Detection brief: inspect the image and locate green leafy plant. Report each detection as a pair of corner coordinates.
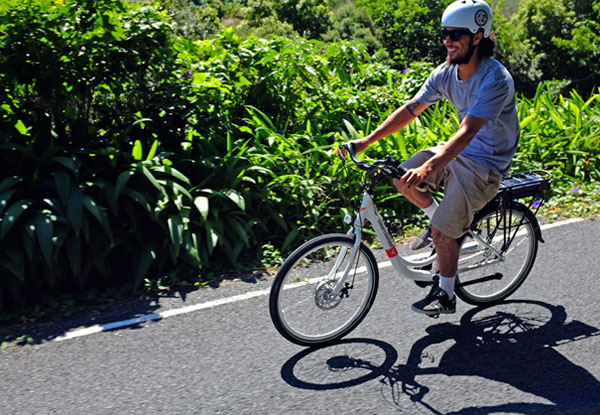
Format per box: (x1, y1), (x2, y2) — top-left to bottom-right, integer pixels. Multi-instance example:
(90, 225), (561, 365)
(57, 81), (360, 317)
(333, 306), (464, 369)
(0, 0), (598, 315)
(0, 0), (207, 311)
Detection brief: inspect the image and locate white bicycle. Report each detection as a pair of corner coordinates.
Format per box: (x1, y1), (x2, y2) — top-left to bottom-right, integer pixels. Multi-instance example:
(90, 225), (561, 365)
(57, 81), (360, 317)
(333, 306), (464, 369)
(269, 143), (552, 347)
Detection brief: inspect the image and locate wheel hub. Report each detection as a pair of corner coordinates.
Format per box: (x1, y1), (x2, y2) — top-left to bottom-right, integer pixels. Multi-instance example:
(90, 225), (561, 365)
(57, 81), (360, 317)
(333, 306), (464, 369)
(314, 280), (343, 310)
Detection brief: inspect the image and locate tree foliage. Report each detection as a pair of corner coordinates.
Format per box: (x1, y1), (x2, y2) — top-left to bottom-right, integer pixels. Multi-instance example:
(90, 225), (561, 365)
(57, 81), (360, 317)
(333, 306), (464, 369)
(356, 0), (451, 68)
(167, 0), (600, 97)
(322, 2), (386, 59)
(495, 0), (600, 96)
(161, 0), (222, 40)
(243, 0), (332, 39)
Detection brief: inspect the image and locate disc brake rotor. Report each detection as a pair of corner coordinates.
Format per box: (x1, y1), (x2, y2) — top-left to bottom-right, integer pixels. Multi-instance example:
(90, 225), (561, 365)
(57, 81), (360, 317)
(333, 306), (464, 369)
(314, 280), (343, 310)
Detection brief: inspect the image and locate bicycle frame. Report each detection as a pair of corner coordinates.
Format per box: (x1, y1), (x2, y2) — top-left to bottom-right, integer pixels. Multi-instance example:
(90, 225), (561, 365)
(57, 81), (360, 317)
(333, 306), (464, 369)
(327, 190), (506, 299)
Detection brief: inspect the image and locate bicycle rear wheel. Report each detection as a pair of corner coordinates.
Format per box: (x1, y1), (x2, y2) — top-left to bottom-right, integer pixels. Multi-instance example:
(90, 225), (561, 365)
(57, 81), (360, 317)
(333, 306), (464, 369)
(455, 202), (538, 306)
(269, 234), (379, 347)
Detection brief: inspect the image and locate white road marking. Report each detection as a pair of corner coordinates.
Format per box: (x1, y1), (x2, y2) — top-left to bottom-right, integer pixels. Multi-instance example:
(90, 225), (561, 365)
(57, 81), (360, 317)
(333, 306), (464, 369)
(53, 218), (584, 342)
(54, 289), (271, 341)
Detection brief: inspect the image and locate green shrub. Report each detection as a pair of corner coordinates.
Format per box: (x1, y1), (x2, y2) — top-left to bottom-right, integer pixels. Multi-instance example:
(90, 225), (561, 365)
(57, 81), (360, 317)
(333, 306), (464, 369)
(514, 84), (600, 183)
(0, 0), (203, 310)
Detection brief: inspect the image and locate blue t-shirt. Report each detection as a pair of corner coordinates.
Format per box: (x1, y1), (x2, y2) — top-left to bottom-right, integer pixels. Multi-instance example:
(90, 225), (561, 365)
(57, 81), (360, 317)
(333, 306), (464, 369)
(413, 57), (520, 176)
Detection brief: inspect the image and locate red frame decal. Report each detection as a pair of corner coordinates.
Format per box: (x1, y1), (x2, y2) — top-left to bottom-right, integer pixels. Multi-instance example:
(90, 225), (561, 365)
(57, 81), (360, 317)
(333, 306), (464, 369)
(385, 246), (398, 258)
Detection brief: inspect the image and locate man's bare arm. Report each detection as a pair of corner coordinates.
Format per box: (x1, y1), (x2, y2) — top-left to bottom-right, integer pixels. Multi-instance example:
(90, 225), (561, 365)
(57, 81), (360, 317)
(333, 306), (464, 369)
(400, 114), (488, 188)
(423, 114), (488, 172)
(350, 99), (429, 153)
(406, 100), (421, 118)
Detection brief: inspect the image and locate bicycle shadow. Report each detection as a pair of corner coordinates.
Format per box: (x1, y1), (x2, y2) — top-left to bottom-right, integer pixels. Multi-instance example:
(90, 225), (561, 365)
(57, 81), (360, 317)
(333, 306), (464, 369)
(280, 300), (600, 414)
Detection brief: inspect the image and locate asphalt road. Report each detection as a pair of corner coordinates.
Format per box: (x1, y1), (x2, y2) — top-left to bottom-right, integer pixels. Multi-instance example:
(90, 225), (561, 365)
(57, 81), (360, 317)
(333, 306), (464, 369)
(1, 218), (599, 415)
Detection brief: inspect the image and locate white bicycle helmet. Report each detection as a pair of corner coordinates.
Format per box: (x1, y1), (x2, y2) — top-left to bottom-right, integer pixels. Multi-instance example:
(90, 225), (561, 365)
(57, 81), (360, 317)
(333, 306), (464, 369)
(442, 0), (493, 38)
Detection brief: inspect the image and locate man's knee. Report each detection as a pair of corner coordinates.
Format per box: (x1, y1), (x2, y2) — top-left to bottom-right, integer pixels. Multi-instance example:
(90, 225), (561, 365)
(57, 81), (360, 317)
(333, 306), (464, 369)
(393, 177), (429, 197)
(432, 226), (458, 247)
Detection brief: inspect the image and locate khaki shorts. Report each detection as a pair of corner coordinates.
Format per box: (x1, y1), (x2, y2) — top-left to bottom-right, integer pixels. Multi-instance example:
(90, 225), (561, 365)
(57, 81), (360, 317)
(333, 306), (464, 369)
(401, 145), (501, 239)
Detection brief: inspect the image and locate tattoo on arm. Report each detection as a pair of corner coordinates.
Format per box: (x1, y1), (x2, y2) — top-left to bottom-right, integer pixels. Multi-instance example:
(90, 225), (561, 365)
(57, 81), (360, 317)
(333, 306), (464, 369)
(406, 101), (419, 118)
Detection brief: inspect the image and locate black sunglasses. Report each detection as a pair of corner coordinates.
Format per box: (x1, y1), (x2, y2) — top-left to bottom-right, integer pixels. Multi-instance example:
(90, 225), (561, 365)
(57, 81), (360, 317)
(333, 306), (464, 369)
(441, 29), (472, 42)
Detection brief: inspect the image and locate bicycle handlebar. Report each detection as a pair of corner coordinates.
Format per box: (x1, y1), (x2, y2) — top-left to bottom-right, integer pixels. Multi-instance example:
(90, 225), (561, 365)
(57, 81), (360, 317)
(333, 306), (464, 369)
(339, 143), (429, 190)
(340, 143), (405, 177)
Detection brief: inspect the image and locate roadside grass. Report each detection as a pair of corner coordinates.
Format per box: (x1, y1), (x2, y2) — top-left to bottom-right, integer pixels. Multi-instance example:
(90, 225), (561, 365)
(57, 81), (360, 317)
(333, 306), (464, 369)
(542, 181), (600, 221)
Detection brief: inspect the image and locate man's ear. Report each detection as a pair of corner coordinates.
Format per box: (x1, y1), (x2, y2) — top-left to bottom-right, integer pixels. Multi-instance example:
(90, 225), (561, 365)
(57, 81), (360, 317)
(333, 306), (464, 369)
(473, 32), (483, 46)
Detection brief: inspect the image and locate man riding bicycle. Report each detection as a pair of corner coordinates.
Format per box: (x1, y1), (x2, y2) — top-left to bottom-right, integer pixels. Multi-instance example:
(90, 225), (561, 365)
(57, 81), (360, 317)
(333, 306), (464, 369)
(346, 0), (520, 316)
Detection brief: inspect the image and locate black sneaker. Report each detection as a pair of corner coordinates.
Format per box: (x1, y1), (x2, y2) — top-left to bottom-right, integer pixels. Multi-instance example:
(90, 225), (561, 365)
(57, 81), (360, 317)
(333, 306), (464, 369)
(410, 225), (433, 250)
(411, 286), (456, 316)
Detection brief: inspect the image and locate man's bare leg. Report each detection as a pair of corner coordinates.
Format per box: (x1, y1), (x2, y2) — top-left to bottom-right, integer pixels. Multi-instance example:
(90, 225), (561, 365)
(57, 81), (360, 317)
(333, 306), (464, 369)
(410, 225), (458, 314)
(432, 227), (458, 277)
(395, 177), (458, 295)
(393, 178), (439, 250)
(397, 181), (457, 313)
(393, 178), (433, 209)
(432, 226), (458, 299)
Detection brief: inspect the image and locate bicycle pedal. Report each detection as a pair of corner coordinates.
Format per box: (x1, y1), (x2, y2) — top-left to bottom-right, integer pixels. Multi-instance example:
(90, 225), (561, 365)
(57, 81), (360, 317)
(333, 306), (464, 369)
(427, 313), (440, 319)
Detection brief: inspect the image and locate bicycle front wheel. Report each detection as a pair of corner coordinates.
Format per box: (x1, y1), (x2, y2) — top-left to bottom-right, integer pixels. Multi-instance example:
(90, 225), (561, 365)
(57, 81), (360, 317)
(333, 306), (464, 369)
(455, 202), (538, 306)
(269, 234), (379, 347)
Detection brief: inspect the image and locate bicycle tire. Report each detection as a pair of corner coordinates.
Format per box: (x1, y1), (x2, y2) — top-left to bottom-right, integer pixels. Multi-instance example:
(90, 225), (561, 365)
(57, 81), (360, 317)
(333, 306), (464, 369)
(269, 233), (379, 347)
(455, 202), (538, 306)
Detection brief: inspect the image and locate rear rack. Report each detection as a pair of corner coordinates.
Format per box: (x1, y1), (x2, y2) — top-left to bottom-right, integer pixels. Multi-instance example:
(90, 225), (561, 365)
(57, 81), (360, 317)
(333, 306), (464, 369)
(480, 170), (553, 247)
(497, 170), (552, 201)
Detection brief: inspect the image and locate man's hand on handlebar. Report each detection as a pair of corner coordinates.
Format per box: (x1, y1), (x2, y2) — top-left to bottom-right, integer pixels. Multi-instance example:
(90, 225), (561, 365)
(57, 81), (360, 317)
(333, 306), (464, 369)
(336, 138), (370, 156)
(337, 141), (430, 191)
(347, 138), (370, 155)
(399, 165), (429, 189)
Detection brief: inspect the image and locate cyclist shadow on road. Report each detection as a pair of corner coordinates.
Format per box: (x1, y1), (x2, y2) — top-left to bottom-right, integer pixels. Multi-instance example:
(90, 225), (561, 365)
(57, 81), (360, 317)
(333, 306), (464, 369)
(281, 300), (600, 415)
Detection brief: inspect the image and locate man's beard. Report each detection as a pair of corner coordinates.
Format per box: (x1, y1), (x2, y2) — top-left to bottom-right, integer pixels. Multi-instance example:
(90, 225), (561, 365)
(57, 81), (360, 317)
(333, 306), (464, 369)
(448, 37), (477, 65)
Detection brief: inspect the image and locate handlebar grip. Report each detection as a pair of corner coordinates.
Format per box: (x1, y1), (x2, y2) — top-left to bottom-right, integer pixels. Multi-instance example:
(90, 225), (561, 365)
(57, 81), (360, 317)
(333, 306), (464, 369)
(344, 142), (358, 161)
(390, 164), (428, 190)
(341, 143), (428, 190)
(342, 142), (372, 170)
